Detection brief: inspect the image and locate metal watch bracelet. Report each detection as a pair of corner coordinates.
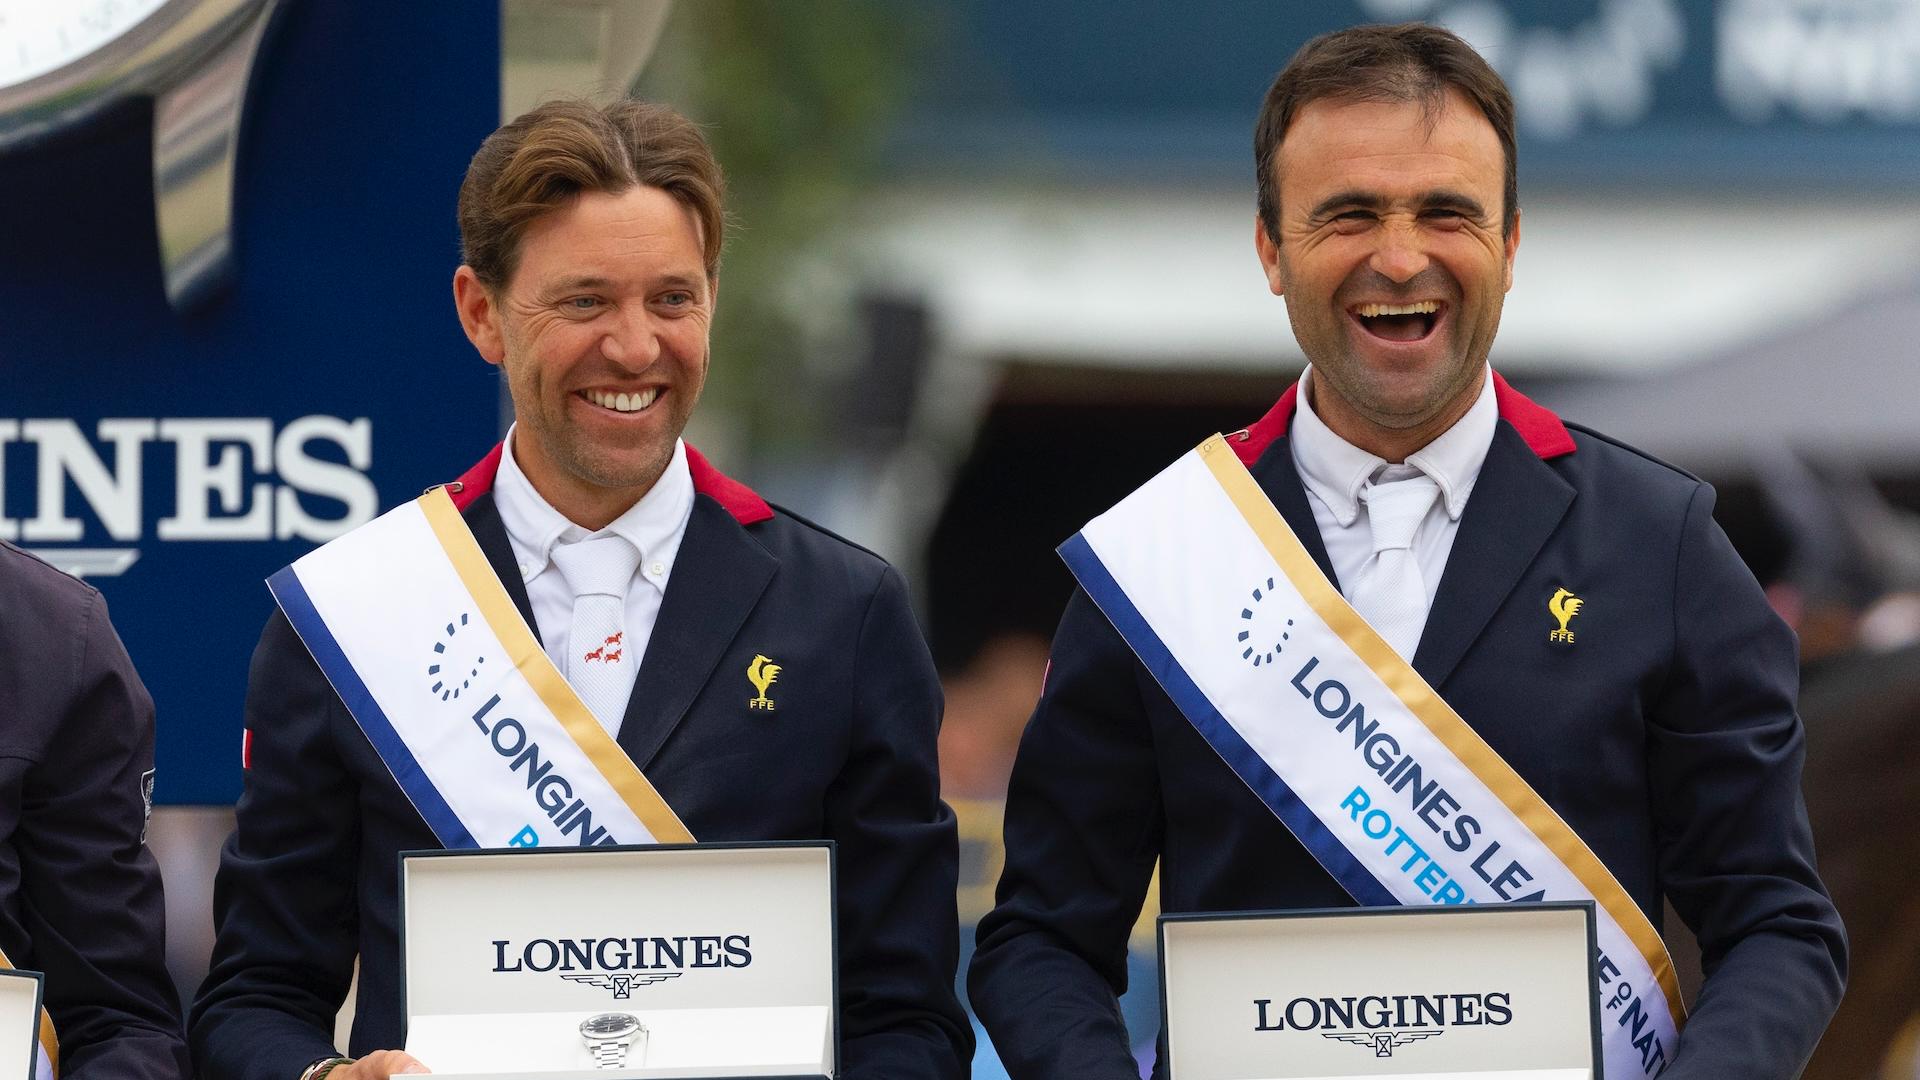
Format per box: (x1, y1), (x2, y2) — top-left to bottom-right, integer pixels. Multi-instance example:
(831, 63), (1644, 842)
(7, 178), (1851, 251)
(592, 1038), (630, 1068)
(298, 1056), (353, 1080)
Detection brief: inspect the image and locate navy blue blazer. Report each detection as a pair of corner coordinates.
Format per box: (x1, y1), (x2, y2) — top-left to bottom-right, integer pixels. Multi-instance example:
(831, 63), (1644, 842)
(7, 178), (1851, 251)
(969, 377), (1846, 1080)
(0, 541), (188, 1078)
(190, 446), (971, 1080)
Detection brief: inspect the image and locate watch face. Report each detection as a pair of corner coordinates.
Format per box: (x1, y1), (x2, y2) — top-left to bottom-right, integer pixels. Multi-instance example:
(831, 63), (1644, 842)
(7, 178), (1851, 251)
(0, 0), (172, 92)
(579, 1012), (642, 1040)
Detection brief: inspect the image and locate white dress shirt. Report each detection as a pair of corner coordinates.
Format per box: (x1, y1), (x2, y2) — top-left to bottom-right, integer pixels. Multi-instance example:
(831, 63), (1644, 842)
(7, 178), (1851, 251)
(1289, 366), (1498, 637)
(492, 426), (695, 705)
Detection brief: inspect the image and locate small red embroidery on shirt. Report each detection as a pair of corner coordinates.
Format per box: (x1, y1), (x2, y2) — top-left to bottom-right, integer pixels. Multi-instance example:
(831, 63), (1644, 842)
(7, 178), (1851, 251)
(584, 632), (625, 665)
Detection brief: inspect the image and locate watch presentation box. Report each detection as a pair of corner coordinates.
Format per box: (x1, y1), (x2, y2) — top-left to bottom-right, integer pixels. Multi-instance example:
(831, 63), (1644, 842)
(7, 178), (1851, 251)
(400, 842), (837, 1079)
(1159, 902), (1601, 1080)
(0, 969), (42, 1080)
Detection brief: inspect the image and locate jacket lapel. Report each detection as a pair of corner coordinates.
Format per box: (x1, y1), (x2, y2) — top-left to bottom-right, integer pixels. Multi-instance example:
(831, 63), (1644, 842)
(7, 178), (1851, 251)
(1248, 434), (1342, 592)
(616, 495), (778, 770)
(464, 492), (541, 642)
(1411, 421), (1575, 687)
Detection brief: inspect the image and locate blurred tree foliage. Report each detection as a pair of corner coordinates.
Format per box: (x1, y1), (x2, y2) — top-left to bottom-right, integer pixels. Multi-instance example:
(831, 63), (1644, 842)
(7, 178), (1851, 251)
(633, 1), (930, 461)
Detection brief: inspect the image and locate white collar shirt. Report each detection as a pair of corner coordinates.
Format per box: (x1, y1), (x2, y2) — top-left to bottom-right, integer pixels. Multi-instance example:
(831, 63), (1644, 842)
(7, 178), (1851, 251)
(492, 426), (695, 730)
(1288, 365), (1498, 634)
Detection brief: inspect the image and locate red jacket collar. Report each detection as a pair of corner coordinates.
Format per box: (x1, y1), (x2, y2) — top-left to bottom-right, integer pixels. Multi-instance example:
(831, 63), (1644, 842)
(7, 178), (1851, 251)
(1229, 371), (1576, 467)
(444, 442), (775, 526)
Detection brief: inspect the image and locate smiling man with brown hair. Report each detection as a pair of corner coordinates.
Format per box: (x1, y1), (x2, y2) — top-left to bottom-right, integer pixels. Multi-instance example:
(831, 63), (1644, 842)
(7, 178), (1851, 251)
(190, 99), (970, 1080)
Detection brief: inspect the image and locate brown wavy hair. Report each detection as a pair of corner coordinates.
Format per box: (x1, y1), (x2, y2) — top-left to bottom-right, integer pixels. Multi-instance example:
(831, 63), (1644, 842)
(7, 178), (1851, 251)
(458, 98), (727, 289)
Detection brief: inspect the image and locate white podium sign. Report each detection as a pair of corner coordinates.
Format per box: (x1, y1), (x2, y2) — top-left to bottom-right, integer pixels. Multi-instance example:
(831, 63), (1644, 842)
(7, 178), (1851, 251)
(401, 842), (837, 1079)
(0, 970), (39, 1080)
(1159, 903), (1602, 1080)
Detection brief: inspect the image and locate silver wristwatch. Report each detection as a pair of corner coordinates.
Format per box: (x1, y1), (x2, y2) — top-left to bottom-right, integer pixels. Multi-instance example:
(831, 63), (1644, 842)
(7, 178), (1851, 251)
(579, 1011), (647, 1070)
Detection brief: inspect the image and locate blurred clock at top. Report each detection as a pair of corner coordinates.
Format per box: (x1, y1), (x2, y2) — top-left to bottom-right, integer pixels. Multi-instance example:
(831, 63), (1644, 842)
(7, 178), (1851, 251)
(0, 2), (170, 96)
(0, 0), (279, 309)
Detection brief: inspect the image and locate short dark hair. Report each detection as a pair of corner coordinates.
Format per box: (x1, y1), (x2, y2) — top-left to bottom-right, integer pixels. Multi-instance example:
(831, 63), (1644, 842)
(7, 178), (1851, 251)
(458, 98), (727, 289)
(1253, 23), (1517, 243)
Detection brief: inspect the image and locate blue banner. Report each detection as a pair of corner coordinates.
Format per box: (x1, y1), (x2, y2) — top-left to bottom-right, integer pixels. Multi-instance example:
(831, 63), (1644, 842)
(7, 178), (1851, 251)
(0, 0), (502, 804)
(917, 0), (1920, 185)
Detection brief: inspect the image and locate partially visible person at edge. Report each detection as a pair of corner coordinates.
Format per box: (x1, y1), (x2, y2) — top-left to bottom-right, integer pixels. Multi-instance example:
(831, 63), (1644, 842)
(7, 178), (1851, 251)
(0, 540), (190, 1078)
(968, 23), (1845, 1080)
(189, 98), (971, 1080)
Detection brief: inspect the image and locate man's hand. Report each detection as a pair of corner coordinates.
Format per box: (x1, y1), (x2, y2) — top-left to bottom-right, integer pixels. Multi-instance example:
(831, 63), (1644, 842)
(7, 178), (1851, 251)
(327, 1050), (429, 1077)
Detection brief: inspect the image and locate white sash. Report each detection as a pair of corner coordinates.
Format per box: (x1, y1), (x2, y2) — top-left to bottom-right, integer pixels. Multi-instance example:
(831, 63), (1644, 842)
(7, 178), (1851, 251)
(1063, 436), (1685, 1078)
(269, 487), (692, 850)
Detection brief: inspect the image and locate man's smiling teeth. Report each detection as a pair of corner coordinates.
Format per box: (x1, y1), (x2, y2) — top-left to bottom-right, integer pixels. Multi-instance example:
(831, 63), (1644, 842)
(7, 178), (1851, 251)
(584, 388), (659, 413)
(1354, 301), (1440, 318)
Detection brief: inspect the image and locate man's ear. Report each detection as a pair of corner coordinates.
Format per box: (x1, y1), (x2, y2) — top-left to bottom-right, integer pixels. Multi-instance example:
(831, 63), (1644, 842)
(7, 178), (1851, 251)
(453, 265), (506, 365)
(1253, 216), (1287, 297)
(1503, 208), (1522, 293)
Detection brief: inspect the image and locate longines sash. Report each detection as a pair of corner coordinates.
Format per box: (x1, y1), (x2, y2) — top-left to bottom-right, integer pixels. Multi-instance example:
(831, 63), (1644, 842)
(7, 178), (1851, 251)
(0, 948), (54, 1080)
(268, 487), (693, 850)
(1062, 435), (1684, 1079)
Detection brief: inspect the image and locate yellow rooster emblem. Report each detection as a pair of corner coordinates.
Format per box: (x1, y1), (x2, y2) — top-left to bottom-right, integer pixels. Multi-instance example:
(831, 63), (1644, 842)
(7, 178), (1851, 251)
(1548, 588), (1584, 644)
(747, 654), (781, 711)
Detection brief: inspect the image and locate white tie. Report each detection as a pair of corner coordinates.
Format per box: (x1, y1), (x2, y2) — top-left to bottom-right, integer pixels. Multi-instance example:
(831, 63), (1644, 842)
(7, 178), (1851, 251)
(549, 534), (642, 735)
(1348, 474), (1440, 662)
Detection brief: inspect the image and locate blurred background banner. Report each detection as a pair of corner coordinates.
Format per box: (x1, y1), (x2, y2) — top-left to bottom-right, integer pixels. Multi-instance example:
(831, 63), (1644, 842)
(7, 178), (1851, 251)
(908, 0), (1920, 183)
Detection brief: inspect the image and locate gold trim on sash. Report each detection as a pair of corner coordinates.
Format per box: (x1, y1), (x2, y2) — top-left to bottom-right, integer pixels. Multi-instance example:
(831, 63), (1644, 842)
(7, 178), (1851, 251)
(417, 488), (695, 845)
(1197, 434), (1687, 1022)
(37, 1011), (53, 1077)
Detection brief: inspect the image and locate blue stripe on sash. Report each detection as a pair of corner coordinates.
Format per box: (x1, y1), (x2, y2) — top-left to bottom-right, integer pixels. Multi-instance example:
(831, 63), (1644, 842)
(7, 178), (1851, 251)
(268, 566), (477, 850)
(1059, 532), (1396, 907)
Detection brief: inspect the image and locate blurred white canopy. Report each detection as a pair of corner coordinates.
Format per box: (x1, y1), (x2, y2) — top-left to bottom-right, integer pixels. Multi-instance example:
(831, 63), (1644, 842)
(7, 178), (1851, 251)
(860, 188), (1920, 380)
